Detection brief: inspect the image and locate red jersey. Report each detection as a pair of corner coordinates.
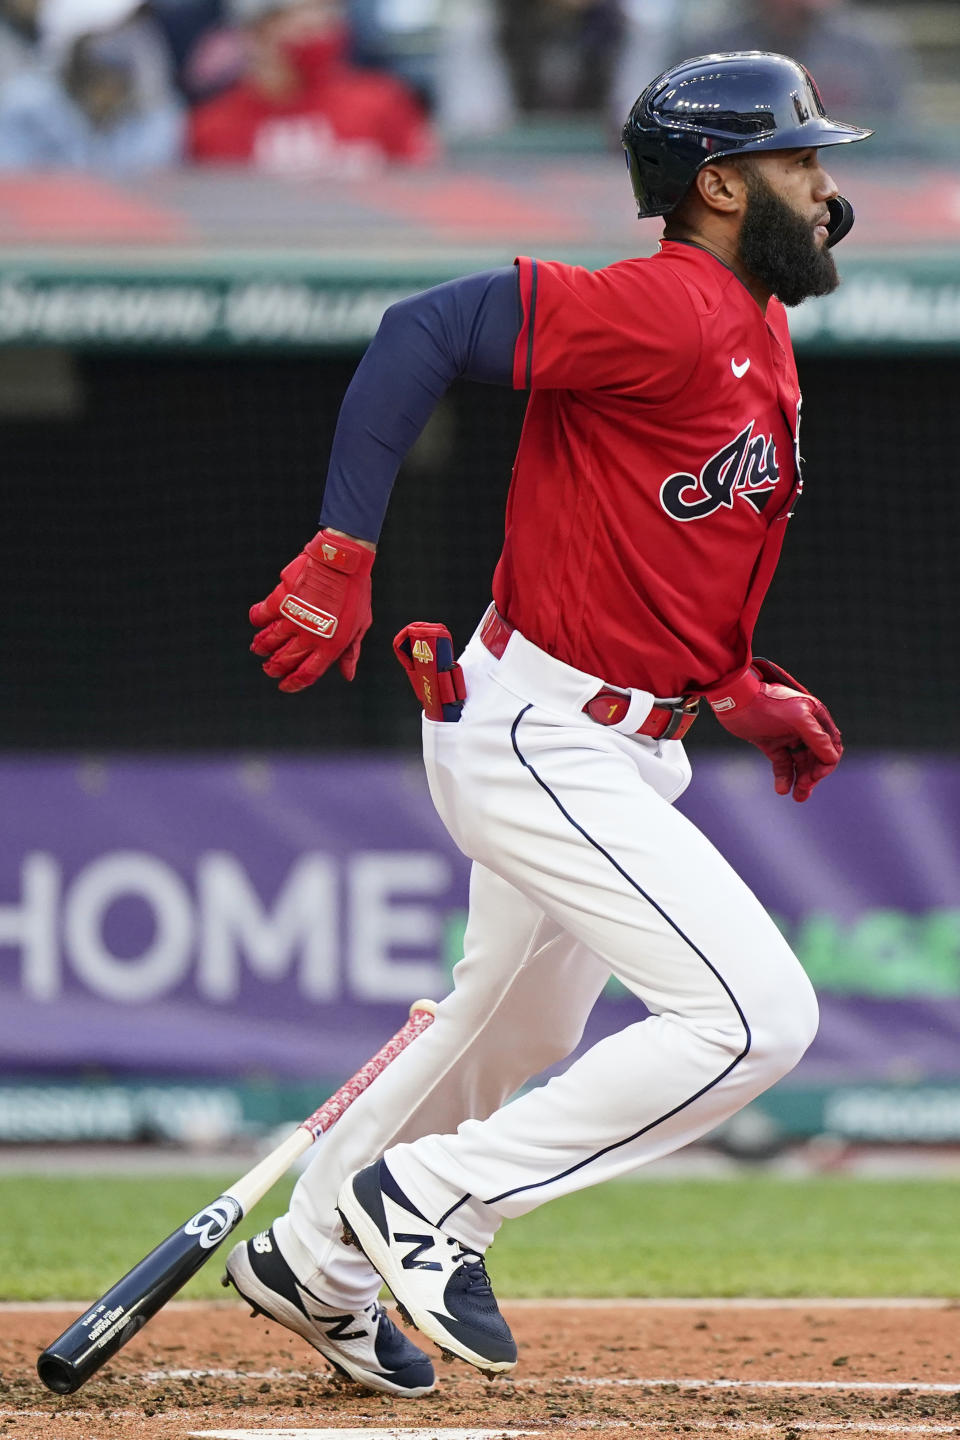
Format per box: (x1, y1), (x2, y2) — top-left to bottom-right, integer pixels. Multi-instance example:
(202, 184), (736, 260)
(494, 241), (803, 697)
(189, 31), (434, 173)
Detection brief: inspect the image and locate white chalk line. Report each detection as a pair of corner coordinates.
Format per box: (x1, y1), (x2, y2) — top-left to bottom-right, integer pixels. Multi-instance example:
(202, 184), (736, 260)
(146, 1367), (308, 1381)
(4, 1296), (957, 1312)
(563, 1377), (960, 1393)
(0, 1409), (141, 1420)
(613, 1430), (960, 1437)
(610, 1427), (960, 1436)
(187, 1431), (535, 1440)
(7, 1418), (960, 1438)
(182, 1426), (960, 1439)
(503, 1298), (960, 1312)
(716, 1429), (960, 1436)
(143, 1367), (960, 1395)
(0, 1298), (239, 1312)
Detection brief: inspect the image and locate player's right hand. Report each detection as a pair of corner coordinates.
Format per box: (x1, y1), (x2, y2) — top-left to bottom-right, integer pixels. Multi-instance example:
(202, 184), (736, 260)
(249, 529), (375, 691)
(703, 658), (843, 802)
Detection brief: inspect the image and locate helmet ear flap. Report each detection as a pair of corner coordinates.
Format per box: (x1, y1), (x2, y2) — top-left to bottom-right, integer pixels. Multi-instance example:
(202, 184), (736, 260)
(825, 195), (854, 247)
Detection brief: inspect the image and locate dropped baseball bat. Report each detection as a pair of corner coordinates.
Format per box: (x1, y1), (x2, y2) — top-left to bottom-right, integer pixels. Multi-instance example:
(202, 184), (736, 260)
(36, 998), (437, 1396)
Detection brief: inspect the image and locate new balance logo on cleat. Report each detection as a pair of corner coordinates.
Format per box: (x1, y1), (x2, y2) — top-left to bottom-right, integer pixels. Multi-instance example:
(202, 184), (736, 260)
(395, 1233), (442, 1271)
(316, 1312), (367, 1343)
(336, 1158), (518, 1376)
(222, 1223), (435, 1397)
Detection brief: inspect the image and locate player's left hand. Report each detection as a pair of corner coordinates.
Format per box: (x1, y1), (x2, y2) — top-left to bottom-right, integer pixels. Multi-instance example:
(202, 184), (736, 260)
(703, 658), (843, 802)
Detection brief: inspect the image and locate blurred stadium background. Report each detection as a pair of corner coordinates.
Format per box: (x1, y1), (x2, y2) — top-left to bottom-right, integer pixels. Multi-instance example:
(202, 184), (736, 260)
(0, 0), (958, 1168)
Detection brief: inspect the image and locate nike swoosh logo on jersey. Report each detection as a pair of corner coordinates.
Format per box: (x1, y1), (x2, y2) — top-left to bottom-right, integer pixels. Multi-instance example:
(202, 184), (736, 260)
(731, 357), (751, 378)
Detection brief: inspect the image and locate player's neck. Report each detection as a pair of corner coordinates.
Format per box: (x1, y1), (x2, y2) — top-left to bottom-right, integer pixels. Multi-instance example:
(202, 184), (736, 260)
(663, 227), (772, 312)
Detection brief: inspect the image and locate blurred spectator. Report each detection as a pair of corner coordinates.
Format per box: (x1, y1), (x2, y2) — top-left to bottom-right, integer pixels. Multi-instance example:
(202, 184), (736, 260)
(188, 0), (436, 174)
(609, 0), (677, 127)
(0, 0), (43, 85)
(433, 0), (678, 146)
(148, 0), (222, 73)
(495, 0), (625, 115)
(0, 0), (185, 171)
(347, 0), (442, 111)
(147, 0), (234, 98)
(684, 0), (917, 125)
(432, 0), (515, 140)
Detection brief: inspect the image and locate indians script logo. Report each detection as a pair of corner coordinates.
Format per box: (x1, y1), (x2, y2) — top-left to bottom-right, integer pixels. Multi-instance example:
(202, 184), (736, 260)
(660, 420), (780, 522)
(184, 1197), (242, 1250)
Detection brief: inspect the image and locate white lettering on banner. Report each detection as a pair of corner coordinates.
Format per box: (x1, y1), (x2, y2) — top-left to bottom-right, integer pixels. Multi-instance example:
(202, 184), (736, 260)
(0, 1086), (137, 1140)
(786, 274), (960, 345)
(349, 852), (450, 1000)
(824, 1088), (960, 1141)
(195, 853), (337, 1002)
(0, 853), (60, 1000)
(224, 284), (411, 344)
(63, 852), (194, 1003)
(0, 849), (452, 1003)
(137, 1087), (243, 1142)
(0, 276), (220, 343)
(0, 1084), (241, 1142)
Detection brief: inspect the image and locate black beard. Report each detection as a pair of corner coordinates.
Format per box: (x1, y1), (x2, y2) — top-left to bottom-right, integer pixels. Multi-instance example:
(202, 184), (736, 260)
(738, 168), (840, 307)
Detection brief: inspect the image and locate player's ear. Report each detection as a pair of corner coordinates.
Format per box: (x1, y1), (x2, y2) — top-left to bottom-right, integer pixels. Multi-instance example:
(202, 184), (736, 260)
(695, 161), (745, 216)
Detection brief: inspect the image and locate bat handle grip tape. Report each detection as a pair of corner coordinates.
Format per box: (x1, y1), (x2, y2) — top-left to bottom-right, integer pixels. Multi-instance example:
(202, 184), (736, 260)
(228, 1000), (437, 1214)
(300, 999), (437, 1143)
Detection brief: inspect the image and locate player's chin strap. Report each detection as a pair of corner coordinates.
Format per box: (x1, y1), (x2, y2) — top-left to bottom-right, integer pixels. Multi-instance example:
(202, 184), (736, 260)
(825, 195), (854, 248)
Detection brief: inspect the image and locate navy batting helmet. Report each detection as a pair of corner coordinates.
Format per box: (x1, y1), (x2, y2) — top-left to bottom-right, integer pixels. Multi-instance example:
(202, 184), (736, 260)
(622, 51), (872, 246)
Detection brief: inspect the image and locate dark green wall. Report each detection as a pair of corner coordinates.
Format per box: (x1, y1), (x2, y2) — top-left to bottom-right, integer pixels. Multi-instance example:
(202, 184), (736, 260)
(0, 351), (955, 750)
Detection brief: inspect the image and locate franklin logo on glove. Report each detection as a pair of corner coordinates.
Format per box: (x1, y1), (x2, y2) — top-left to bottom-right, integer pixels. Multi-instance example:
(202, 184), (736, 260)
(278, 597), (339, 636)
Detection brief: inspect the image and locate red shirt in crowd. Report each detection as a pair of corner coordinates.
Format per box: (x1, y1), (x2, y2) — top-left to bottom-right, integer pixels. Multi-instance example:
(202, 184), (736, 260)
(189, 28), (435, 175)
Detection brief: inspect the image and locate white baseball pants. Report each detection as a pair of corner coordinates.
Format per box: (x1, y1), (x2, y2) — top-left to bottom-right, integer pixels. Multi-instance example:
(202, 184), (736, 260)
(278, 611), (818, 1304)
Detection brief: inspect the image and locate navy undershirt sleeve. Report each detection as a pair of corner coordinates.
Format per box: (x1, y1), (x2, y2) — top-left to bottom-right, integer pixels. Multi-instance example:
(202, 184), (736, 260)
(319, 266), (522, 542)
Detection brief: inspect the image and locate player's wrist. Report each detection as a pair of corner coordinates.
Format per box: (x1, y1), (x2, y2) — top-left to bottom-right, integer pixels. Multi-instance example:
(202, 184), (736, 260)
(305, 529), (377, 575)
(702, 665), (761, 715)
(320, 527), (377, 551)
(703, 657), (811, 716)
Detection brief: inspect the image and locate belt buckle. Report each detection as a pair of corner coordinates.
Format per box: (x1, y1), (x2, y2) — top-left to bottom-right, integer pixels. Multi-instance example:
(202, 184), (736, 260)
(660, 696), (700, 741)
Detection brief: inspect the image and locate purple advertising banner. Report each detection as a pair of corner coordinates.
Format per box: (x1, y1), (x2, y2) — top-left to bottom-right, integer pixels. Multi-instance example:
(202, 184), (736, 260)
(0, 753), (958, 1086)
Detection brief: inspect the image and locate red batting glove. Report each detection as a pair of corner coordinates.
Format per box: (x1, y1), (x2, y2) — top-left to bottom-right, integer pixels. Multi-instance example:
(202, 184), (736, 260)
(703, 658), (843, 803)
(250, 529), (375, 692)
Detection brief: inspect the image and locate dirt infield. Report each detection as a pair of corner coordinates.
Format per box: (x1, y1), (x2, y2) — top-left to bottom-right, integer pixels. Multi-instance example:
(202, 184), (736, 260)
(3, 1299), (959, 1439)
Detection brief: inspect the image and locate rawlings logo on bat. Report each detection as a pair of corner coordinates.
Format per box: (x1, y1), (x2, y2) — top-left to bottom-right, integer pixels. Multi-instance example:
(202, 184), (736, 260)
(660, 419), (781, 522)
(183, 1197), (242, 1250)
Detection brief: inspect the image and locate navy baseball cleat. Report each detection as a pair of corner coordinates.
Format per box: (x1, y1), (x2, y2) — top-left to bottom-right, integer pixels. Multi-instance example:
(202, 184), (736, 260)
(336, 1159), (517, 1376)
(222, 1226), (435, 1397)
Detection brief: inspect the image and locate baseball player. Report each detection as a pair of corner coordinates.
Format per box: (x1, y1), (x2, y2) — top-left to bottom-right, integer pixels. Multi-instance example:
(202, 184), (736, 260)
(224, 51), (871, 1393)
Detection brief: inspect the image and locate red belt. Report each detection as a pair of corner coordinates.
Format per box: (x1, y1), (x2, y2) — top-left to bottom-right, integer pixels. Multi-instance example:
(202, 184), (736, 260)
(479, 610), (699, 742)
